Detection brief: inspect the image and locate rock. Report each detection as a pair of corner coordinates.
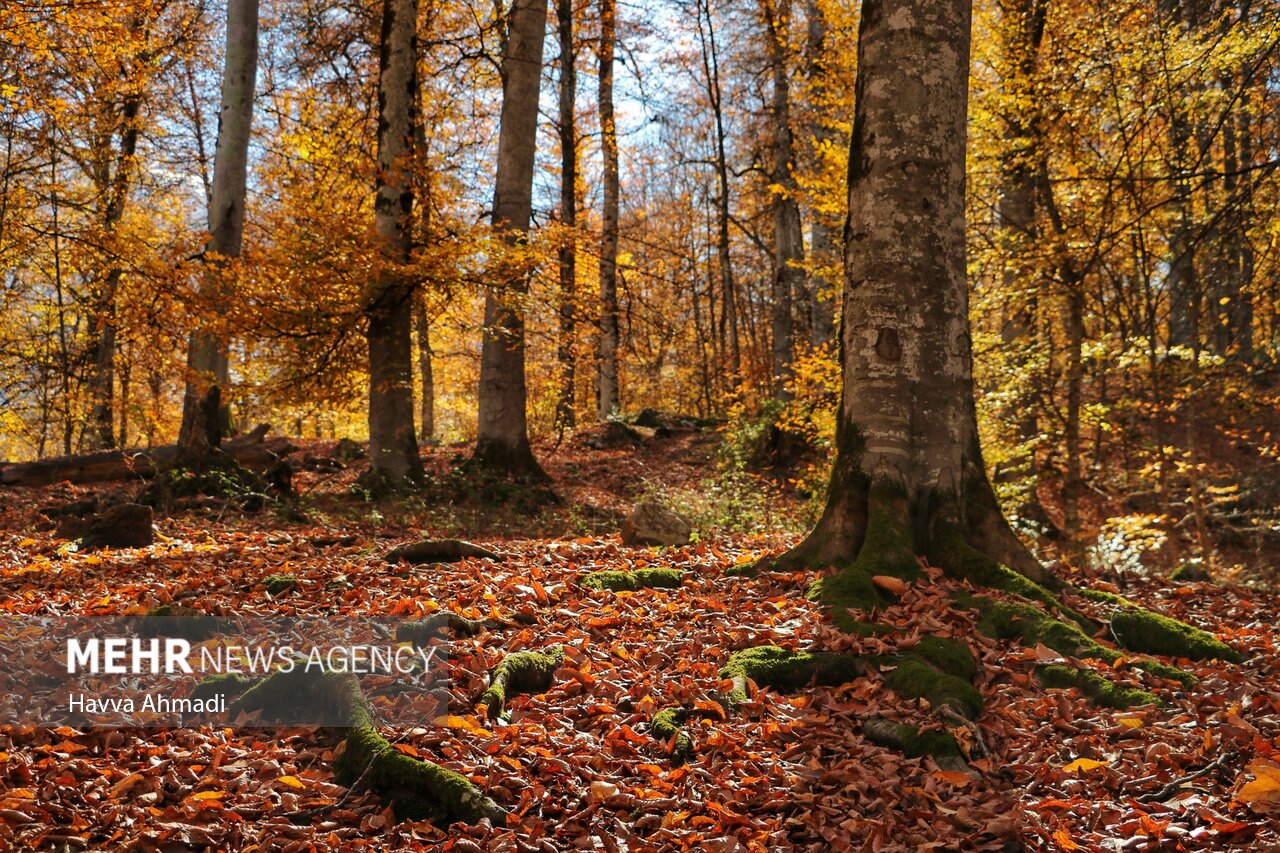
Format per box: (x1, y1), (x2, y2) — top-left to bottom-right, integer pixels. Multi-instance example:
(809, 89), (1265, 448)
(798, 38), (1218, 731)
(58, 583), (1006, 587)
(334, 438), (366, 463)
(385, 539), (502, 565)
(585, 421), (644, 450)
(80, 503), (153, 550)
(620, 502), (693, 548)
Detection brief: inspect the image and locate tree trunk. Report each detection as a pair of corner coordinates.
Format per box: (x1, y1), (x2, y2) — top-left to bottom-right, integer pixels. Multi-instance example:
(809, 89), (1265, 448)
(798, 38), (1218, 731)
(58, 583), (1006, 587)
(772, 0), (1048, 585)
(596, 0), (620, 420)
(803, 0), (837, 348)
(474, 0), (549, 476)
(364, 0), (424, 489)
(764, 0), (801, 401)
(556, 0), (578, 431)
(697, 0), (741, 387)
(177, 0), (258, 468)
(86, 90), (143, 451)
(415, 293), (435, 442)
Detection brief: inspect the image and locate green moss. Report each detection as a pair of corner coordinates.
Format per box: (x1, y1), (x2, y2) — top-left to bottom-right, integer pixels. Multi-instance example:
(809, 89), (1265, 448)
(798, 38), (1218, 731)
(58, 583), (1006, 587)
(579, 568), (684, 591)
(724, 562), (759, 578)
(136, 605), (221, 641)
(930, 521), (1093, 631)
(829, 612), (895, 637)
(966, 595), (1121, 663)
(863, 718), (963, 761)
(911, 636), (978, 681)
(1109, 610), (1242, 663)
(884, 657), (984, 719)
(190, 672), (254, 704)
(478, 647), (566, 719)
(1037, 665), (1159, 710)
(1075, 588), (1134, 607)
(651, 707), (693, 760)
(808, 477), (921, 620)
(1125, 658), (1196, 685)
(263, 574), (299, 595)
(719, 645), (864, 706)
(1169, 563), (1211, 582)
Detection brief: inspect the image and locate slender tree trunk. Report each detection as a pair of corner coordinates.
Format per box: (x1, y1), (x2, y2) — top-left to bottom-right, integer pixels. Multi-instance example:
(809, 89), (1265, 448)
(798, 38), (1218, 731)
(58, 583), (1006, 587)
(177, 0), (258, 468)
(86, 91), (143, 450)
(774, 0), (1047, 585)
(764, 0), (801, 401)
(474, 0), (549, 476)
(803, 0), (837, 347)
(696, 0), (740, 387)
(1162, 0), (1203, 351)
(362, 0), (424, 488)
(556, 0), (579, 430)
(596, 0), (621, 419)
(415, 293), (435, 442)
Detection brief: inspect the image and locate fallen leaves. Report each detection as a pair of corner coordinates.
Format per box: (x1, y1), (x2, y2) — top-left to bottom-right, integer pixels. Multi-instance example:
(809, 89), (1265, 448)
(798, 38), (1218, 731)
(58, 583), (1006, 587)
(1237, 759), (1280, 807)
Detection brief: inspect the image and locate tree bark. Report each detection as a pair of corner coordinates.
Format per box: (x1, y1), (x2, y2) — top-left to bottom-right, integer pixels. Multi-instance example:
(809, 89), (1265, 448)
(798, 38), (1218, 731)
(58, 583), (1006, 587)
(364, 0), (424, 489)
(774, 0), (1047, 585)
(596, 0), (621, 420)
(86, 90), (143, 451)
(803, 0), (837, 347)
(556, 0), (579, 430)
(415, 293), (435, 442)
(474, 0), (549, 476)
(764, 0), (801, 401)
(177, 0), (258, 467)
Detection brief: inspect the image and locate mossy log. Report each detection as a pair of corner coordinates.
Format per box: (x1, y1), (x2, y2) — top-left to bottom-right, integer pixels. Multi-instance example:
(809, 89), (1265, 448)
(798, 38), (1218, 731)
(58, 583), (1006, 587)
(232, 664), (505, 824)
(477, 647), (565, 721)
(578, 568), (684, 592)
(385, 540), (501, 565)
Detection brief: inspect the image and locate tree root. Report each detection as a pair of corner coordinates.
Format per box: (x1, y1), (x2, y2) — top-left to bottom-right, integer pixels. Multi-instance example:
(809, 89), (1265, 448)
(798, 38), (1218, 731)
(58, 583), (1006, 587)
(231, 663), (505, 824)
(1036, 665), (1159, 709)
(262, 574), (299, 595)
(477, 647), (565, 721)
(396, 612), (509, 643)
(579, 568), (685, 591)
(135, 605), (222, 641)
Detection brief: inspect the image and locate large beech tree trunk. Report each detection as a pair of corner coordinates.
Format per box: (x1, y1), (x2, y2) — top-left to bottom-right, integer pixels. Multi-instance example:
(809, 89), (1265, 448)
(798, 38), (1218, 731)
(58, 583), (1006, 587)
(474, 0), (549, 475)
(775, 0), (1047, 584)
(176, 0), (258, 468)
(363, 0), (424, 488)
(595, 0), (620, 420)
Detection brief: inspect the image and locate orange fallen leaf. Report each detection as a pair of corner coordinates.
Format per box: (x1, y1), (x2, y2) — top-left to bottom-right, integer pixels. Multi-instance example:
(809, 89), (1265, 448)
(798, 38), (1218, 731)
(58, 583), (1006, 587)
(931, 769), (971, 787)
(188, 790), (225, 801)
(277, 775), (307, 789)
(871, 575), (907, 595)
(1064, 758), (1109, 773)
(1237, 759), (1280, 805)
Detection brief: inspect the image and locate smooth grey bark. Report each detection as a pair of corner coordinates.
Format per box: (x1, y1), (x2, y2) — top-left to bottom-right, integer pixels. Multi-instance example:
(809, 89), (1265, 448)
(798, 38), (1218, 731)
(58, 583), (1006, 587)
(764, 0), (801, 400)
(86, 90), (143, 451)
(474, 0), (549, 476)
(775, 0), (1046, 583)
(556, 0), (578, 430)
(596, 0), (620, 420)
(177, 0), (258, 467)
(362, 0), (423, 488)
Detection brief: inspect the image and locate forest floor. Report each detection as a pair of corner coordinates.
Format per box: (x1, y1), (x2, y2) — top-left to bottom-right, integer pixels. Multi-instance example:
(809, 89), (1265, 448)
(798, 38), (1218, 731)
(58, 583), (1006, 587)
(0, 425), (1278, 851)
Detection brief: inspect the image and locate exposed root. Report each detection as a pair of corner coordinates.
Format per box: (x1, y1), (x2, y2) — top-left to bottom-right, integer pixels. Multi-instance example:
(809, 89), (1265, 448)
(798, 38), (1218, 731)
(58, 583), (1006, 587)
(1036, 665), (1160, 709)
(385, 539), (502, 565)
(190, 672), (254, 705)
(232, 664), (505, 824)
(396, 612), (509, 643)
(579, 568), (684, 592)
(650, 707), (695, 763)
(862, 717), (970, 774)
(262, 574), (299, 595)
(477, 647), (565, 721)
(1108, 610), (1242, 663)
(884, 657), (983, 719)
(719, 645), (867, 708)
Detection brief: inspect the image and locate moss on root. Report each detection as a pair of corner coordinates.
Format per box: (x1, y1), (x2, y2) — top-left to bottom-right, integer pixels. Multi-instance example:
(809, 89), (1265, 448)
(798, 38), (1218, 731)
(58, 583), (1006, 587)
(233, 665), (504, 823)
(1037, 665), (1159, 710)
(190, 672), (254, 704)
(579, 568), (684, 591)
(1075, 588), (1134, 607)
(651, 707), (694, 762)
(862, 717), (967, 771)
(263, 574), (299, 595)
(477, 647), (566, 720)
(807, 477), (921, 615)
(719, 646), (865, 706)
(1109, 610), (1242, 663)
(910, 636), (979, 682)
(1125, 658), (1197, 685)
(965, 595), (1120, 663)
(884, 657), (984, 719)
(396, 612), (505, 643)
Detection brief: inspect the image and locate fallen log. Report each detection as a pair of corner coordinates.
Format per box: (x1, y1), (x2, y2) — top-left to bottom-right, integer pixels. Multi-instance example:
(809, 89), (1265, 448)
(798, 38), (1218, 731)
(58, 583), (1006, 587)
(0, 425), (297, 487)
